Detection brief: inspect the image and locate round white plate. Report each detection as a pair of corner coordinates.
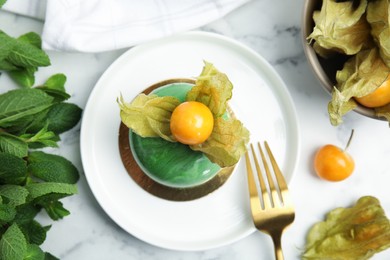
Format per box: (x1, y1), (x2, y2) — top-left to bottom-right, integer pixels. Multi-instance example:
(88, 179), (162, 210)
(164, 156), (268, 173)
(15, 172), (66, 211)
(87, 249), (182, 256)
(80, 31), (300, 251)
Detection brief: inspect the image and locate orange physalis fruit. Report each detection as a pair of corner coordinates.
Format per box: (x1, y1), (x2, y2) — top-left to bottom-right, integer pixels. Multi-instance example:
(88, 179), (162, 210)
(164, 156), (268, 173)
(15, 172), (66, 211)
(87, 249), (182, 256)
(314, 130), (355, 182)
(170, 101), (214, 145)
(355, 78), (390, 108)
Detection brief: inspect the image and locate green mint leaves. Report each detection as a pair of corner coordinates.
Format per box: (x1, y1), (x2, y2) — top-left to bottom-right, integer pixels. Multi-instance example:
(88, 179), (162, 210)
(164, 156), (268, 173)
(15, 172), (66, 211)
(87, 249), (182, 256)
(0, 31), (81, 259)
(0, 88), (53, 128)
(28, 152), (79, 184)
(0, 30), (50, 88)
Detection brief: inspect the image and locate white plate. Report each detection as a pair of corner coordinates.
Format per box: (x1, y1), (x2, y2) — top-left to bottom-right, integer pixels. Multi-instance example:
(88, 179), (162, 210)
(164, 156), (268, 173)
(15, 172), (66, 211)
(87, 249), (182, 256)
(80, 31), (300, 251)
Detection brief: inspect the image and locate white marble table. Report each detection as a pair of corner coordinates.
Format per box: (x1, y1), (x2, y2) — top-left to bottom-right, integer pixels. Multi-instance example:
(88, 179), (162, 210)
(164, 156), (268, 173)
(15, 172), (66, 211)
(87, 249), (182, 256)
(1, 0), (390, 259)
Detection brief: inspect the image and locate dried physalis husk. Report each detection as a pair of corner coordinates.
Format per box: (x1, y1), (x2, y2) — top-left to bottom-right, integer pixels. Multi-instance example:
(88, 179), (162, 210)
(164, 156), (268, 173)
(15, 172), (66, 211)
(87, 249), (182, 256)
(190, 117), (249, 168)
(307, 0), (372, 58)
(302, 196), (390, 260)
(328, 48), (390, 125)
(118, 93), (180, 141)
(187, 61), (233, 117)
(367, 0), (390, 67)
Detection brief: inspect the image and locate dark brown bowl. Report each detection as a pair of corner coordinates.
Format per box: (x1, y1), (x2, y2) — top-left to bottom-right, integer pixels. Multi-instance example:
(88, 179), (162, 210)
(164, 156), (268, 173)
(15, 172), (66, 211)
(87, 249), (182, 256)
(302, 0), (383, 120)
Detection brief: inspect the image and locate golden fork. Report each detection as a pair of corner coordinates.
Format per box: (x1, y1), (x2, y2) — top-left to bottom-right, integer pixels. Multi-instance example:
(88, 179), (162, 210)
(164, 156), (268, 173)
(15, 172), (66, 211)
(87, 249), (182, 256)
(245, 141), (295, 260)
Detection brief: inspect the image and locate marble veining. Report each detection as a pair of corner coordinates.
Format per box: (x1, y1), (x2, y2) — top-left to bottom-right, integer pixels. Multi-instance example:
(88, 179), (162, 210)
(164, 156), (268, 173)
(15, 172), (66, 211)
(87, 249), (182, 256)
(1, 0), (390, 259)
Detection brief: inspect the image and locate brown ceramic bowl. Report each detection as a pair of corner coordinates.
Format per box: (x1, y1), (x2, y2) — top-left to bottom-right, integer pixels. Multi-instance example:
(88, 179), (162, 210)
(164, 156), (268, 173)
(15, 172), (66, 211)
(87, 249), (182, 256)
(302, 0), (384, 121)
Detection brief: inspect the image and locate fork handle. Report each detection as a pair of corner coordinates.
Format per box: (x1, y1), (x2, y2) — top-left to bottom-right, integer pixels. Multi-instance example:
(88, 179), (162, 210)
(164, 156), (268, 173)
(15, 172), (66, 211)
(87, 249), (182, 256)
(271, 231), (284, 260)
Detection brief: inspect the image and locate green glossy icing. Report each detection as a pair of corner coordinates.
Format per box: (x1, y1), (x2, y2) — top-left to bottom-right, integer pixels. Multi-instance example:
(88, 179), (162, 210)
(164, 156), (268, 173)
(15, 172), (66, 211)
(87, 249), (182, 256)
(151, 83), (192, 102)
(129, 83), (220, 188)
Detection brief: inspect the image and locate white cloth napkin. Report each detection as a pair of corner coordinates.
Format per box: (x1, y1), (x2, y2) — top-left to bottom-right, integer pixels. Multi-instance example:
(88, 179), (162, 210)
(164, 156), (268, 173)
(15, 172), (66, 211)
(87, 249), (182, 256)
(2, 0), (46, 20)
(2, 0), (250, 53)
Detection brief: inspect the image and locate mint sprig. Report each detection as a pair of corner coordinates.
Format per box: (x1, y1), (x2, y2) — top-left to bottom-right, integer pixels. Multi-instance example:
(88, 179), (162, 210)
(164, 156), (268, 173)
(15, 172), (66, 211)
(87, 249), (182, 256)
(0, 31), (82, 259)
(0, 30), (50, 87)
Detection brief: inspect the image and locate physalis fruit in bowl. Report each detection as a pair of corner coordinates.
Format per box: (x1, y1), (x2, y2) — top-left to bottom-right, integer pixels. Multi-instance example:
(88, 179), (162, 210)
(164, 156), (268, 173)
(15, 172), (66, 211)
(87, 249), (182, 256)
(306, 0), (390, 125)
(118, 62), (249, 178)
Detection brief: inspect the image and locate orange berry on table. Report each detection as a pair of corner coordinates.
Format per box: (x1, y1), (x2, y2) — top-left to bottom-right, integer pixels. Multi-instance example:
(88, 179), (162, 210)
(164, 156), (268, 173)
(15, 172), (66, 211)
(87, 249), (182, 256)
(314, 130), (355, 182)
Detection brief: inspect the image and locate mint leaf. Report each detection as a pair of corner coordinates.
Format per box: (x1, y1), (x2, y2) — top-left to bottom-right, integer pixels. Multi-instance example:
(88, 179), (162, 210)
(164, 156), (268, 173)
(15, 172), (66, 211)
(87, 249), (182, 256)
(26, 183), (77, 221)
(23, 109), (50, 134)
(20, 125), (59, 148)
(44, 252), (59, 260)
(26, 182), (77, 201)
(7, 38), (50, 68)
(0, 132), (28, 158)
(0, 60), (18, 71)
(24, 244), (45, 260)
(42, 200), (70, 220)
(13, 203), (40, 225)
(0, 185), (28, 207)
(37, 74), (70, 102)
(28, 151), (79, 184)
(20, 220), (49, 245)
(0, 31), (48, 88)
(0, 223), (27, 260)
(45, 103), (82, 134)
(0, 88), (54, 128)
(8, 67), (37, 88)
(0, 88), (53, 117)
(26, 138), (60, 149)
(0, 31), (15, 61)
(43, 74), (66, 92)
(0, 102), (51, 129)
(0, 204), (16, 222)
(37, 87), (71, 103)
(0, 153), (27, 184)
(18, 32), (42, 49)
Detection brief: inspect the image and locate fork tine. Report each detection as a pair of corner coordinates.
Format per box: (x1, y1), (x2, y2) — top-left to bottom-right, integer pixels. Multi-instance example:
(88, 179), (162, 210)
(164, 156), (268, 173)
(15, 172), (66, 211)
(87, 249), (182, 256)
(264, 141), (291, 206)
(258, 142), (280, 207)
(250, 143), (271, 209)
(245, 149), (262, 214)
